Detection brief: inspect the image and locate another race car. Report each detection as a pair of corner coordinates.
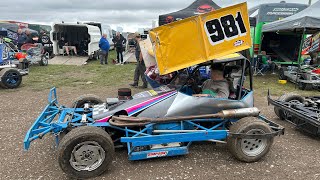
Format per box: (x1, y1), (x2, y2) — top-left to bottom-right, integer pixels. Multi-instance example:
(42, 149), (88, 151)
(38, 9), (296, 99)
(0, 32), (29, 89)
(279, 65), (320, 90)
(268, 92), (320, 136)
(21, 43), (49, 66)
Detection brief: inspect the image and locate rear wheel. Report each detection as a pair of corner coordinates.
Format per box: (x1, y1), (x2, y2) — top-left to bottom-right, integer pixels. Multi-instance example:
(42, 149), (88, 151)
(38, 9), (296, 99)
(72, 94), (103, 108)
(58, 126), (114, 179)
(297, 75), (312, 90)
(279, 68), (287, 80)
(0, 68), (22, 89)
(227, 117), (274, 162)
(274, 93), (304, 120)
(39, 52), (49, 66)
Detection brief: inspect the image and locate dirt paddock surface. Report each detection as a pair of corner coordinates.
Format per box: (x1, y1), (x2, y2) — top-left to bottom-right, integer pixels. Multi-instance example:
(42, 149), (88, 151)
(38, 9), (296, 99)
(0, 87), (320, 180)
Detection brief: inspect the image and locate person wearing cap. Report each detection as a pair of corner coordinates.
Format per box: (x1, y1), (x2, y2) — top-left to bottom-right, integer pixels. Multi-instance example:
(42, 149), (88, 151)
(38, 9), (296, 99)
(112, 32), (126, 65)
(129, 33), (148, 88)
(195, 63), (229, 98)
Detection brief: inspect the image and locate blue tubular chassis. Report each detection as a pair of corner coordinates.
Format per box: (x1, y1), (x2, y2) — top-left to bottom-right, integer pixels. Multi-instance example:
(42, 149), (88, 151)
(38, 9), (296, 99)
(24, 88), (284, 161)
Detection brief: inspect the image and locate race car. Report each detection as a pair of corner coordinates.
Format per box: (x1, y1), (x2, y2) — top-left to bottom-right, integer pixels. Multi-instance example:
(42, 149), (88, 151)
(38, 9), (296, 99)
(279, 65), (320, 90)
(24, 54), (284, 179)
(268, 92), (320, 136)
(23, 3), (284, 179)
(0, 32), (29, 89)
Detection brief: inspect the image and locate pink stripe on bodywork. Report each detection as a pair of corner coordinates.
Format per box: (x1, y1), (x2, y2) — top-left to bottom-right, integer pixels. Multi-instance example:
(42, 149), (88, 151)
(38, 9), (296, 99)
(96, 91), (176, 123)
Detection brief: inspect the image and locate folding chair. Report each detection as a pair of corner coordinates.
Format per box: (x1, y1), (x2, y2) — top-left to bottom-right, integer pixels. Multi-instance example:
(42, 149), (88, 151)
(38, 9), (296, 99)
(254, 55), (264, 76)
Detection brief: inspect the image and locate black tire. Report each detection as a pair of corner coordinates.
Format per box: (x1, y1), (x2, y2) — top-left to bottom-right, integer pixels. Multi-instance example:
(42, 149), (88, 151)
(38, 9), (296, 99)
(39, 52), (49, 66)
(94, 51), (99, 60)
(297, 75), (312, 90)
(274, 93), (304, 120)
(72, 94), (103, 108)
(0, 68), (22, 89)
(58, 126), (114, 179)
(227, 117), (274, 162)
(279, 68), (287, 80)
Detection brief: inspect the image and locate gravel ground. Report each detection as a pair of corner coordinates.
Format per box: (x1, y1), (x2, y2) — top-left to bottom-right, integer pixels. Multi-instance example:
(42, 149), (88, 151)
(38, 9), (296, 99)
(0, 87), (320, 180)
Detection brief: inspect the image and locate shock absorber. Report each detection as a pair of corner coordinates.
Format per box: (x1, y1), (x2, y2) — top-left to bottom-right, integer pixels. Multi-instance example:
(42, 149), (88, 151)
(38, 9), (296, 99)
(81, 103), (90, 123)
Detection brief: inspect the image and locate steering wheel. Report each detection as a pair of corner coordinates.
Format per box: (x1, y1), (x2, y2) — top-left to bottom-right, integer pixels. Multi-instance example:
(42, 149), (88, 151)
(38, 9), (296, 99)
(182, 69), (202, 94)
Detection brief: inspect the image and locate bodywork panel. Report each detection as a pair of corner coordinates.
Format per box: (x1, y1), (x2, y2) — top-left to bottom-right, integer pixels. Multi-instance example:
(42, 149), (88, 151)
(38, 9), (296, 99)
(165, 91), (253, 117)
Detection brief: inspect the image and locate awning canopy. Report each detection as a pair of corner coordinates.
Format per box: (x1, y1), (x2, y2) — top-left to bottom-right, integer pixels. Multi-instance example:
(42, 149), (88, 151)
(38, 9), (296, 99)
(158, 0), (221, 26)
(262, 1), (320, 33)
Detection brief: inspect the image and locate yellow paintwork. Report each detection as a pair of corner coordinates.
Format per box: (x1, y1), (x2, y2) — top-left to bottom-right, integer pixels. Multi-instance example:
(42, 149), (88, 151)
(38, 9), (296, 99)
(149, 2), (251, 75)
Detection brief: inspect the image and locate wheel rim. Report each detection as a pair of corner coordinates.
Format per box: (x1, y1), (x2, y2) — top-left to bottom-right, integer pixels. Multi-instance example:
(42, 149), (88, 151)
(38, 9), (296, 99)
(5, 72), (20, 86)
(42, 52), (49, 65)
(70, 141), (105, 172)
(279, 70), (284, 79)
(240, 129), (267, 157)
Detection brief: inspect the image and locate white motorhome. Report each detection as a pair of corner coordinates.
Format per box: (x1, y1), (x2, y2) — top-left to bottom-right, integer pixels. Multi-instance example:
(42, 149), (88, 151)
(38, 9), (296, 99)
(50, 23), (101, 58)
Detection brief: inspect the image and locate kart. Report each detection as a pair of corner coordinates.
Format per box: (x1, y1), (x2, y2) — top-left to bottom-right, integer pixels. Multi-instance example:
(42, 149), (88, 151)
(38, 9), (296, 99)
(24, 3), (284, 179)
(268, 92), (320, 136)
(279, 65), (320, 90)
(21, 43), (49, 66)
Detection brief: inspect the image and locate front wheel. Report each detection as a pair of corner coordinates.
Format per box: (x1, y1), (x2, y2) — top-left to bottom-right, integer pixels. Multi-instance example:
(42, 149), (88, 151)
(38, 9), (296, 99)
(0, 68), (22, 89)
(227, 117), (274, 162)
(58, 126), (114, 179)
(279, 68), (287, 80)
(39, 52), (49, 66)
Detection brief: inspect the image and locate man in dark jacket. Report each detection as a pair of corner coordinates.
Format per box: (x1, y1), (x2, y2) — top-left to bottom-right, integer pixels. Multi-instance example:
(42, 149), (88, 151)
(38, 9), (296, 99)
(17, 28), (28, 49)
(129, 33), (147, 88)
(99, 34), (110, 65)
(112, 32), (126, 65)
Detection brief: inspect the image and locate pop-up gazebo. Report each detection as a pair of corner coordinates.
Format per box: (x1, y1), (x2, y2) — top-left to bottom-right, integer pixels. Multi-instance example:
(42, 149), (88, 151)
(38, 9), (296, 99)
(159, 0), (221, 26)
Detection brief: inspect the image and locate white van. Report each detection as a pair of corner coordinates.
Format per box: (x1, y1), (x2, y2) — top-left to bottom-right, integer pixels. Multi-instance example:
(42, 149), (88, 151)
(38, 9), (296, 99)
(50, 23), (101, 58)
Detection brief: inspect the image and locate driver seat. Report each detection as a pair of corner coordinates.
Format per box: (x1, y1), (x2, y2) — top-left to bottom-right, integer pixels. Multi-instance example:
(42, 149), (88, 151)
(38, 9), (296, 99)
(224, 65), (242, 99)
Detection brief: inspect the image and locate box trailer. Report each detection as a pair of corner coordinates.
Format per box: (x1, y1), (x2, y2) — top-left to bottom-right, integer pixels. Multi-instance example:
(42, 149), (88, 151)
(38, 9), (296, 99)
(50, 23), (101, 59)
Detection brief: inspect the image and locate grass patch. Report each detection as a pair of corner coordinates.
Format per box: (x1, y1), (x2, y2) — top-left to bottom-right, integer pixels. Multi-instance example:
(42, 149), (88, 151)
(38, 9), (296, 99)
(23, 50), (137, 91)
(251, 74), (319, 97)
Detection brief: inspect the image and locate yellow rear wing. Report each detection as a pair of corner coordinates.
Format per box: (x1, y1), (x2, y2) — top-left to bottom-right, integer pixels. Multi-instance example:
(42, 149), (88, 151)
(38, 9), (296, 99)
(150, 2), (251, 75)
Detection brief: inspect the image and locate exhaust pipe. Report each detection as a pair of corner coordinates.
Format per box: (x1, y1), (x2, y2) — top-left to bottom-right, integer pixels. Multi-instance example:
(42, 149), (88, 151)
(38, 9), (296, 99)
(220, 107), (260, 119)
(110, 107), (261, 127)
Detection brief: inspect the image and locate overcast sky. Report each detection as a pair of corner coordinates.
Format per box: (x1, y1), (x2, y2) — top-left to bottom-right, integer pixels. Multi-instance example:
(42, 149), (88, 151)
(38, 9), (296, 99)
(0, 0), (314, 32)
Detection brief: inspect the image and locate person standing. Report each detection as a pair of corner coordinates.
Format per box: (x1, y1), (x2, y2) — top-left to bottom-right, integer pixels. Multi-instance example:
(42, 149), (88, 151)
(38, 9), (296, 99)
(112, 32), (126, 65)
(17, 28), (27, 49)
(25, 30), (33, 43)
(99, 34), (110, 65)
(129, 33), (147, 88)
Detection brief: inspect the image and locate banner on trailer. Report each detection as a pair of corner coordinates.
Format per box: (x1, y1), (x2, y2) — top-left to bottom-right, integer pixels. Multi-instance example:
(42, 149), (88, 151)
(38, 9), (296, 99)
(150, 2), (251, 75)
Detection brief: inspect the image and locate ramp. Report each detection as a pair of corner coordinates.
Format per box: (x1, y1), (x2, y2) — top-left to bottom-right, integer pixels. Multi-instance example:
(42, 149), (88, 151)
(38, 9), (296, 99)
(271, 47), (292, 62)
(123, 51), (137, 63)
(49, 56), (89, 66)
